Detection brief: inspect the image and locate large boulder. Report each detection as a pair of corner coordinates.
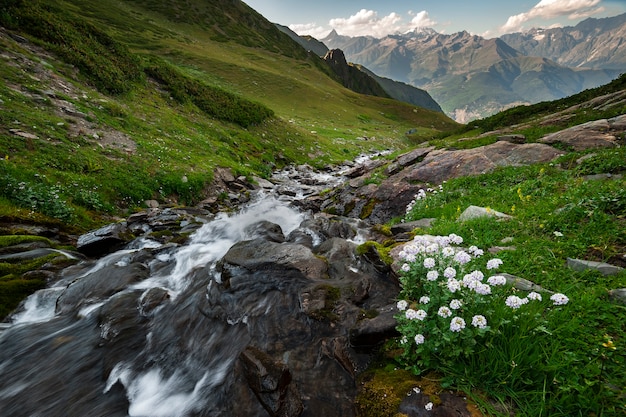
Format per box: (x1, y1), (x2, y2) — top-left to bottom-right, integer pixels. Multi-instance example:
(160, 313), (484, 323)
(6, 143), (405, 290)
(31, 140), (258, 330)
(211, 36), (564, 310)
(315, 141), (563, 224)
(398, 141), (563, 185)
(539, 117), (624, 151)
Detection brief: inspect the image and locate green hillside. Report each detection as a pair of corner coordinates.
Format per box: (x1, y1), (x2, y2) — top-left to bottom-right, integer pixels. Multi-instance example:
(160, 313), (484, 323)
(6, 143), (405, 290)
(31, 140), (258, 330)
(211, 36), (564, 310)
(0, 0), (458, 229)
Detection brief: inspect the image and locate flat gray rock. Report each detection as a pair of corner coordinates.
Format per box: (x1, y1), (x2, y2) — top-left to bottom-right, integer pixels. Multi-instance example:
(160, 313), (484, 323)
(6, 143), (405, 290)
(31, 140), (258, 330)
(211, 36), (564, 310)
(567, 258), (624, 276)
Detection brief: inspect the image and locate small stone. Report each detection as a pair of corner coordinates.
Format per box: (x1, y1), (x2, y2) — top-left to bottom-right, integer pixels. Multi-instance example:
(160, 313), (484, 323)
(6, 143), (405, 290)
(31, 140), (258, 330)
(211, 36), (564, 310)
(567, 258), (624, 276)
(608, 289), (626, 305)
(390, 219), (436, 234)
(10, 129), (38, 140)
(488, 246), (516, 254)
(457, 205), (512, 222)
(497, 134), (526, 144)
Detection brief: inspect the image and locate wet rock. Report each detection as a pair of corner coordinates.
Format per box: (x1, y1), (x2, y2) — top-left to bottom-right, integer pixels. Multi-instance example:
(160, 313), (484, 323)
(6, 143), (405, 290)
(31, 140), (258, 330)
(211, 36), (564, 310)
(76, 222), (130, 257)
(285, 229), (315, 248)
(240, 346), (304, 417)
(399, 391), (474, 417)
(139, 287), (170, 315)
(0, 240), (50, 255)
(219, 238), (328, 281)
(0, 315), (130, 417)
(0, 248), (65, 262)
(349, 305), (399, 349)
(299, 214), (361, 242)
(21, 269), (57, 282)
(56, 262), (150, 314)
(315, 238), (358, 280)
(253, 176), (274, 189)
(244, 220), (285, 243)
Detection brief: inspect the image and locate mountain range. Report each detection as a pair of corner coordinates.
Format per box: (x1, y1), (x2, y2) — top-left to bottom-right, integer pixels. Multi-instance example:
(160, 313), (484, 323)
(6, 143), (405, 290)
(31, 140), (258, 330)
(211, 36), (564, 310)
(321, 14), (626, 122)
(276, 24), (443, 112)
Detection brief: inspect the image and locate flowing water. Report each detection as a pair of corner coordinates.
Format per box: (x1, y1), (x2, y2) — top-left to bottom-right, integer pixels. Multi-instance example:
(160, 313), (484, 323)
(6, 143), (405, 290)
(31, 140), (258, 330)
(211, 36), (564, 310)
(0, 196), (307, 416)
(0, 153), (388, 416)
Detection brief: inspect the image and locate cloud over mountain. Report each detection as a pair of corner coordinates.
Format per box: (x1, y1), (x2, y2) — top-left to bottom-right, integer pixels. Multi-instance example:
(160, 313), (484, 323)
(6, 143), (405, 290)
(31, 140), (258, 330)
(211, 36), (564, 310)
(290, 8), (437, 39)
(501, 0), (604, 33)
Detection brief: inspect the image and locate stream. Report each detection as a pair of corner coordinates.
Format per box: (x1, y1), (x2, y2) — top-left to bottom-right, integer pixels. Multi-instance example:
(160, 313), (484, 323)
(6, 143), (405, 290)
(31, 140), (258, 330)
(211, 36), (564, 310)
(0, 153), (400, 417)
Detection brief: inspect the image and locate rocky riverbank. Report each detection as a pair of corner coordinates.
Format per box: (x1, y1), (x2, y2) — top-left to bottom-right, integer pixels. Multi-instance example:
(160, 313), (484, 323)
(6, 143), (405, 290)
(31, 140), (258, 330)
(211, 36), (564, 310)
(1, 116), (625, 416)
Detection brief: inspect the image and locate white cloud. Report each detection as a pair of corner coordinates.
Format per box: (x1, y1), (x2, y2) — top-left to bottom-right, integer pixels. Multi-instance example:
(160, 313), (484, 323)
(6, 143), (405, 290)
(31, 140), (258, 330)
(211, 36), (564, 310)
(323, 9), (438, 38)
(290, 9), (439, 40)
(329, 9), (404, 37)
(410, 11), (437, 28)
(289, 23), (332, 39)
(500, 0), (604, 33)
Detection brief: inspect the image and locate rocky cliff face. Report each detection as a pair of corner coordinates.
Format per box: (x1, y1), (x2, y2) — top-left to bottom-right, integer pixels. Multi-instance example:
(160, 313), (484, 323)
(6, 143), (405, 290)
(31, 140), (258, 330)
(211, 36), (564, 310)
(322, 49), (390, 98)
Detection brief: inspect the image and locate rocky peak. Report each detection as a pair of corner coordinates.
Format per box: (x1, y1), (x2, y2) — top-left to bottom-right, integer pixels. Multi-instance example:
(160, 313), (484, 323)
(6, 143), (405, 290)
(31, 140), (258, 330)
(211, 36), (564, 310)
(323, 48), (348, 67)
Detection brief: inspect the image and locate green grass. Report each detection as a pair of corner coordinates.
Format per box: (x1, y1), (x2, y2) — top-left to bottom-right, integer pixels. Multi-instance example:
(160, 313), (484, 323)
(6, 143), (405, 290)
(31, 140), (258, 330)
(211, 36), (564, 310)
(467, 73), (626, 133)
(0, 0), (459, 230)
(392, 146), (626, 416)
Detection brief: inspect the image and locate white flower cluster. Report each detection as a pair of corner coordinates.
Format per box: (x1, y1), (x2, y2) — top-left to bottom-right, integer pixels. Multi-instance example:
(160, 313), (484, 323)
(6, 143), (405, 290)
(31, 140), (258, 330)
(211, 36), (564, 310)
(505, 291), (567, 309)
(405, 184), (444, 214)
(396, 233), (570, 352)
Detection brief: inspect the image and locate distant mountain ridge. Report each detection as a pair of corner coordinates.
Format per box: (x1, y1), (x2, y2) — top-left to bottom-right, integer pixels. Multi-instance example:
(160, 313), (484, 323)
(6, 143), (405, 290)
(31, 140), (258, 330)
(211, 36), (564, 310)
(321, 14), (626, 121)
(277, 24), (443, 112)
(501, 14), (626, 70)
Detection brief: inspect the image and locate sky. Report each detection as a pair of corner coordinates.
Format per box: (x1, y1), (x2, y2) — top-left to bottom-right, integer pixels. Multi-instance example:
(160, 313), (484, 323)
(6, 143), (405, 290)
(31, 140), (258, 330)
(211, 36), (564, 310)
(244, 0), (626, 39)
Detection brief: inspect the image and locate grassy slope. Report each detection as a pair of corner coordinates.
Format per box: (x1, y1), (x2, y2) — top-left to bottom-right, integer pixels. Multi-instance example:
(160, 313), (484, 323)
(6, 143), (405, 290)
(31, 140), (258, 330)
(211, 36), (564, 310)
(363, 80), (626, 416)
(0, 0), (458, 229)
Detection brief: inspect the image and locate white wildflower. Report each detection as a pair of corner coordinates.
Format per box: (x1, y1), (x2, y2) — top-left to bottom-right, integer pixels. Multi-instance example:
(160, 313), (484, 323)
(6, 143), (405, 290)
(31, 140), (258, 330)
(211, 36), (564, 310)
(450, 316), (466, 332)
(505, 295), (525, 309)
(474, 283), (492, 295)
(486, 258), (503, 270)
(405, 309), (419, 319)
(454, 251), (472, 265)
(447, 278), (461, 293)
(442, 246), (455, 257)
(426, 270), (439, 281)
(438, 306), (452, 318)
(487, 275), (507, 286)
(471, 315), (488, 329)
(443, 267), (457, 279)
(551, 293), (569, 306)
(449, 233), (463, 245)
